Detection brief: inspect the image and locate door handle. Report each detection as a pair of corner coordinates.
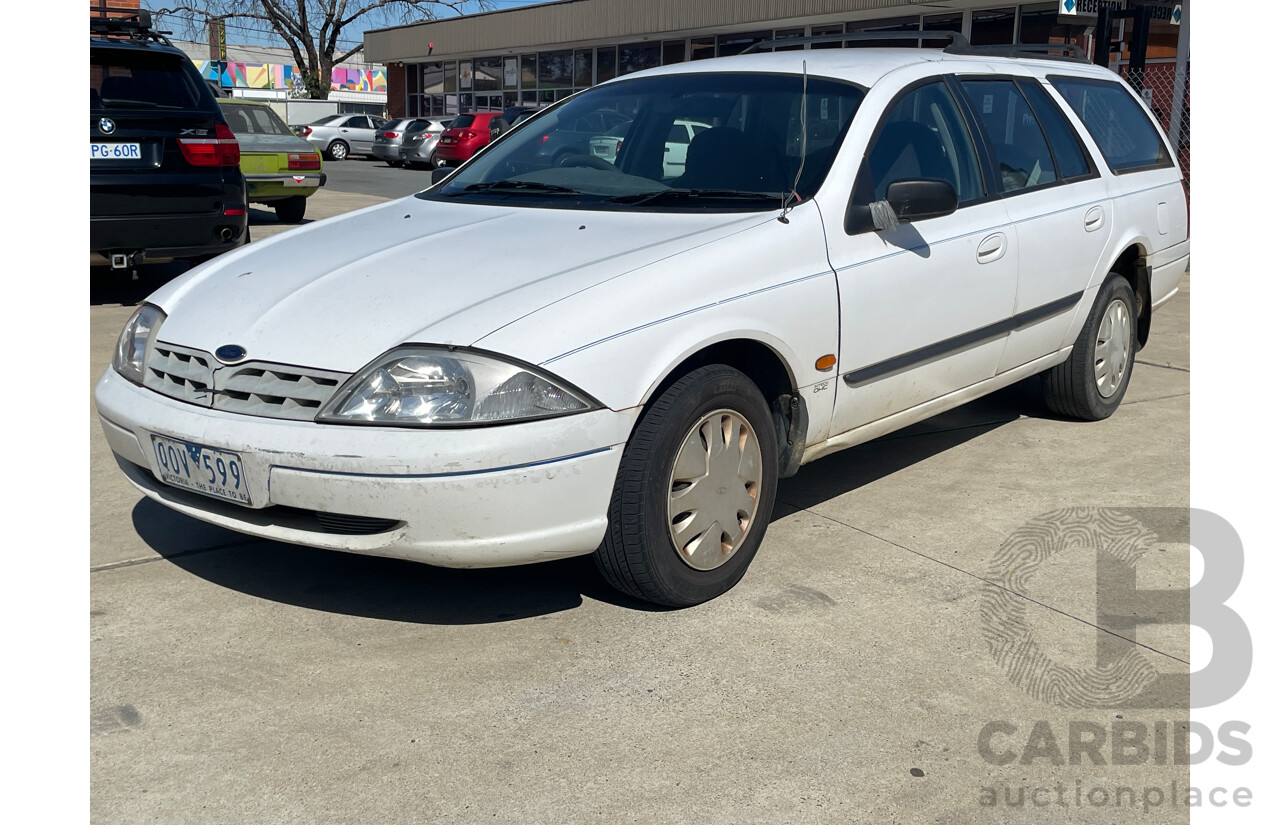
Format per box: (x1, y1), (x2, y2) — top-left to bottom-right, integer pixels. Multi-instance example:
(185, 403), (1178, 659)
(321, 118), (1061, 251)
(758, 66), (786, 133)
(976, 232), (1007, 264)
(1084, 205), (1105, 232)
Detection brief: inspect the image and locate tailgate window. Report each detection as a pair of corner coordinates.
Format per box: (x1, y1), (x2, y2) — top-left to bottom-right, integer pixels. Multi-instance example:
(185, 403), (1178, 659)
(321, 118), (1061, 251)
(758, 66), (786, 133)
(221, 103), (292, 136)
(91, 49), (207, 111)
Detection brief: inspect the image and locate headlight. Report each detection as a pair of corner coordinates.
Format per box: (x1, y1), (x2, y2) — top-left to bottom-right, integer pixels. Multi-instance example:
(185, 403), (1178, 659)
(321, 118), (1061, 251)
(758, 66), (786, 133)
(316, 347), (599, 426)
(112, 304), (165, 385)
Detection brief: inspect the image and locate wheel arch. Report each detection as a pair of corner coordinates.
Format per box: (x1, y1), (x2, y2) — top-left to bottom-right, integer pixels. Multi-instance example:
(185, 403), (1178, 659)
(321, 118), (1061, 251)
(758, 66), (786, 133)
(1108, 240), (1154, 349)
(640, 337), (808, 478)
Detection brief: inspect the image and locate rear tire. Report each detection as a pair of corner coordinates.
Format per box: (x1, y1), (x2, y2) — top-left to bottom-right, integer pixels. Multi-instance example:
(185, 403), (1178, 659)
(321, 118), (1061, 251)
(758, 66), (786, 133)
(594, 365), (778, 607)
(274, 196), (307, 224)
(1041, 273), (1137, 420)
(326, 140), (349, 161)
(429, 151), (447, 168)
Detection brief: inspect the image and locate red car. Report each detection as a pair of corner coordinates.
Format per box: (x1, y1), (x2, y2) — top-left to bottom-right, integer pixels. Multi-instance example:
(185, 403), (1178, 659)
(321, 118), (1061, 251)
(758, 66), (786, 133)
(433, 112), (509, 167)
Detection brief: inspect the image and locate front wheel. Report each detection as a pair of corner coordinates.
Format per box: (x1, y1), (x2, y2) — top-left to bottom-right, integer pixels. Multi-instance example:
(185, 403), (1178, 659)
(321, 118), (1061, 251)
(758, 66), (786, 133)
(1041, 273), (1138, 420)
(594, 365), (778, 607)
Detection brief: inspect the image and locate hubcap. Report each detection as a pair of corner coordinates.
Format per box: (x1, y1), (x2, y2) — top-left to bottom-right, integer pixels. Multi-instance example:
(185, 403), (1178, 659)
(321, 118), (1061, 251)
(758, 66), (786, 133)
(666, 409), (763, 571)
(1094, 298), (1132, 398)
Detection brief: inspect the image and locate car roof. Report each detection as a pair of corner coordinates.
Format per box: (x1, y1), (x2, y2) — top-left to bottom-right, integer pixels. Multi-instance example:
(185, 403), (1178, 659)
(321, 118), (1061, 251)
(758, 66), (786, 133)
(610, 48), (1117, 88)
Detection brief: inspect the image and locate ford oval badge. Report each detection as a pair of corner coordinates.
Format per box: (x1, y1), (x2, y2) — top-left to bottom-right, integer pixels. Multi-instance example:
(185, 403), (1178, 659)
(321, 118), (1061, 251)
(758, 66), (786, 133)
(215, 345), (248, 364)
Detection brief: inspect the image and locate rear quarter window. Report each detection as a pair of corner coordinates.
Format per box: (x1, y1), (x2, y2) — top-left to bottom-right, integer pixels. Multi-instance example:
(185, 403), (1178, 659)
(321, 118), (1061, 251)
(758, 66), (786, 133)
(1048, 76), (1172, 173)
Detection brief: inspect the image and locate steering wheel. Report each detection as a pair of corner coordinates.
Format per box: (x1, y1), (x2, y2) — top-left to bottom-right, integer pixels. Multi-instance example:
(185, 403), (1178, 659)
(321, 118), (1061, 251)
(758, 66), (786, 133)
(555, 153), (617, 171)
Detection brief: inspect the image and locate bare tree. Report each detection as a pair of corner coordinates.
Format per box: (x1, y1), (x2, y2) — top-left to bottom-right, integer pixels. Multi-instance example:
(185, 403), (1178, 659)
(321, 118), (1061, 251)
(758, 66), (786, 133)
(153, 1), (485, 100)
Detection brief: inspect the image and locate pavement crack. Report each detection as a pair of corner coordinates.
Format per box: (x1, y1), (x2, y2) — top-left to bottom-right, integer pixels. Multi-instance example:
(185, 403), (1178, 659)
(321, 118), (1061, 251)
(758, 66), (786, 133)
(774, 503), (1190, 667)
(1121, 391), (1191, 406)
(1135, 359), (1190, 373)
(91, 540), (257, 573)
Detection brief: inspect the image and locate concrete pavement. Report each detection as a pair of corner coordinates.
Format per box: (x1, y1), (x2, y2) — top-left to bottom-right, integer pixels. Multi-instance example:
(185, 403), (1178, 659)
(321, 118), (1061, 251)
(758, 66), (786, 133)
(91, 189), (1192, 823)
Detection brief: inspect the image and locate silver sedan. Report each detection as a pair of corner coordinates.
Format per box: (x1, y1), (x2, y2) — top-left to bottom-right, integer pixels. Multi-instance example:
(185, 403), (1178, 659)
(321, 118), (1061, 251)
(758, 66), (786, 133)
(298, 113), (388, 161)
(397, 118), (455, 168)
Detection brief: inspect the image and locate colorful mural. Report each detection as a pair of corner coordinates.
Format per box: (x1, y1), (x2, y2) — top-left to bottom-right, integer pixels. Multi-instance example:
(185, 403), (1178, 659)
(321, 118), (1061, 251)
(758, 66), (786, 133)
(192, 59), (387, 93)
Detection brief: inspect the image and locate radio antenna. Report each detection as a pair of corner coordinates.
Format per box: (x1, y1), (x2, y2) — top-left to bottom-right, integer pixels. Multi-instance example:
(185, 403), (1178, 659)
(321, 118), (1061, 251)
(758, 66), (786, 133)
(779, 60), (807, 224)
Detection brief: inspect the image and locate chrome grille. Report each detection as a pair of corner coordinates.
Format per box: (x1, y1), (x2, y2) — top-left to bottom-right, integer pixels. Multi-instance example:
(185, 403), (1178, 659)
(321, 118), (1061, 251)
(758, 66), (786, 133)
(145, 342), (214, 404)
(214, 363), (349, 421)
(143, 342), (350, 421)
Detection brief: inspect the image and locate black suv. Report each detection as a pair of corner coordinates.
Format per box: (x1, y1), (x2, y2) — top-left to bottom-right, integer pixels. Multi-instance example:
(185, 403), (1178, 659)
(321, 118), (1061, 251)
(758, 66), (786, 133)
(91, 10), (247, 269)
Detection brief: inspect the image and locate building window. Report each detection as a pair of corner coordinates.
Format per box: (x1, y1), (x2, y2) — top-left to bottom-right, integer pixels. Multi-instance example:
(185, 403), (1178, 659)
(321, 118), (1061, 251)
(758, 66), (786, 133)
(971, 7), (1017, 46)
(662, 39), (685, 65)
(521, 54), (537, 88)
(574, 49), (593, 87)
(716, 30), (770, 57)
(810, 23), (844, 49)
(596, 46), (617, 82)
(690, 37), (715, 60)
(922, 12), (963, 46)
(773, 27), (805, 51)
(1018, 3), (1089, 46)
(539, 49), (573, 88)
(474, 57), (501, 92)
(618, 42), (660, 76)
(847, 17), (920, 48)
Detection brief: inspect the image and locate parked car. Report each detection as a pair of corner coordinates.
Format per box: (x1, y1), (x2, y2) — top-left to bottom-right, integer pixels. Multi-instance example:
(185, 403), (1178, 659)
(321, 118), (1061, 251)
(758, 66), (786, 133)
(588, 118), (711, 177)
(97, 41), (1189, 607)
(372, 118), (433, 167)
(396, 118), (455, 168)
(90, 10), (247, 269)
(297, 113), (388, 160)
(502, 106), (538, 126)
(218, 100), (325, 224)
(432, 112), (509, 167)
(527, 107), (631, 167)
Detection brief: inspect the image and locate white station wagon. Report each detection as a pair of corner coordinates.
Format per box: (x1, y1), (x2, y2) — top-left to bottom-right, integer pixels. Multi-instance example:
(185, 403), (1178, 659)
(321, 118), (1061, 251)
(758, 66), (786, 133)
(96, 38), (1189, 606)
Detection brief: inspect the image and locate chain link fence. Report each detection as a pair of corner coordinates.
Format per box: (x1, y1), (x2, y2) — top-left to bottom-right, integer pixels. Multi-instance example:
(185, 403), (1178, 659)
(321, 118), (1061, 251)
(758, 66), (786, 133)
(1119, 60), (1191, 192)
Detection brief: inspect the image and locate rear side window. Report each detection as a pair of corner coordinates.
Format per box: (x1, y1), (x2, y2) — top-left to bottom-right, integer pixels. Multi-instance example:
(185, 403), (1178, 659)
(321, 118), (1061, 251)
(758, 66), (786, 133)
(961, 79), (1057, 193)
(1049, 76), (1172, 172)
(1018, 81), (1092, 180)
(451, 114), (477, 128)
(91, 48), (207, 111)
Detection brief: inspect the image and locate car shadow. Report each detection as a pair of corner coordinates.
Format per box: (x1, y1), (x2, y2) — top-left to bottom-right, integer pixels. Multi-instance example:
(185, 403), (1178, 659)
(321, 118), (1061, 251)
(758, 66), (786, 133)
(90, 261), (193, 307)
(126, 379), (1045, 624)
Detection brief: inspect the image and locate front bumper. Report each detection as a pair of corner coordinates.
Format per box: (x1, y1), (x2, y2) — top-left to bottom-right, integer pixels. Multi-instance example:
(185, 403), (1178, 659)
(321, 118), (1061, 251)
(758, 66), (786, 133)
(95, 369), (635, 568)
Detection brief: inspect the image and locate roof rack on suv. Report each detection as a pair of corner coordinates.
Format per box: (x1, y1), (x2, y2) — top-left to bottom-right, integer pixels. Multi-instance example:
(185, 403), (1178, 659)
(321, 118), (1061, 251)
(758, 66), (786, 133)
(90, 7), (174, 46)
(744, 31), (1088, 63)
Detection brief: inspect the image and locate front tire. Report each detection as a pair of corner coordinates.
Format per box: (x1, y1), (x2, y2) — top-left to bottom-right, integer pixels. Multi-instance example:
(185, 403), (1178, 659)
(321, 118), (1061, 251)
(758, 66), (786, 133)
(594, 365), (778, 607)
(1041, 273), (1138, 420)
(326, 140), (349, 161)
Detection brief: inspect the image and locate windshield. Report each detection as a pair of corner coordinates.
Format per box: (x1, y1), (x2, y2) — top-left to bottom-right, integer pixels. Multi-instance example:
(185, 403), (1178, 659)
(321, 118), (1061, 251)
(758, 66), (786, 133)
(424, 72), (865, 212)
(220, 103), (292, 136)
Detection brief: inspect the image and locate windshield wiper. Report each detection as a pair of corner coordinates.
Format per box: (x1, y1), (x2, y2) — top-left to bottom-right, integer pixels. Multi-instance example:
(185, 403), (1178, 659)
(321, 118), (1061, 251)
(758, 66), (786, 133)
(455, 180), (581, 196)
(608, 188), (782, 206)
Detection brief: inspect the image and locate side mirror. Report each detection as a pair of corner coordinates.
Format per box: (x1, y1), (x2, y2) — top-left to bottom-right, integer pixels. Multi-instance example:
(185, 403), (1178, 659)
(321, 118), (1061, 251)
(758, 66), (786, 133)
(884, 179), (958, 223)
(431, 167), (453, 184)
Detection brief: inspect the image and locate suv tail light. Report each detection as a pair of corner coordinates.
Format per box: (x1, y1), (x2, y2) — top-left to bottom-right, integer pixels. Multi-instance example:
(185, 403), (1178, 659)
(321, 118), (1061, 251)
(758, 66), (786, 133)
(178, 123), (240, 167)
(288, 152), (322, 170)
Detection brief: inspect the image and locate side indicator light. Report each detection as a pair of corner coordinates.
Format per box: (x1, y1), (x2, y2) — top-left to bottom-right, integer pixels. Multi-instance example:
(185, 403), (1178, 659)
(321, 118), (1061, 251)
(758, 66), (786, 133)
(815, 354), (837, 371)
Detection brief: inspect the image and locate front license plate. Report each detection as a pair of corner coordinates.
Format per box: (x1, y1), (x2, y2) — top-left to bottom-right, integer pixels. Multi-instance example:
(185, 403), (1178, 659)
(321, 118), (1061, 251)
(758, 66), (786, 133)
(151, 435), (252, 506)
(90, 142), (142, 160)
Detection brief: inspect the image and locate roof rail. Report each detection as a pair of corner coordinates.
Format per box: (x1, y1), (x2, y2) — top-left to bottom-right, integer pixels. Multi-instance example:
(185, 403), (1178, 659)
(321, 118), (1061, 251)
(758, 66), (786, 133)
(90, 7), (174, 46)
(743, 30), (970, 54)
(949, 42), (1089, 62)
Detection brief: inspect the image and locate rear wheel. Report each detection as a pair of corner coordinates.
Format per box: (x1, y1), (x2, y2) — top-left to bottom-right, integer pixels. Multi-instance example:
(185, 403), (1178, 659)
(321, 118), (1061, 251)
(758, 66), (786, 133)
(594, 365), (778, 607)
(429, 151), (447, 168)
(1041, 273), (1137, 420)
(326, 140), (349, 161)
(274, 196), (307, 224)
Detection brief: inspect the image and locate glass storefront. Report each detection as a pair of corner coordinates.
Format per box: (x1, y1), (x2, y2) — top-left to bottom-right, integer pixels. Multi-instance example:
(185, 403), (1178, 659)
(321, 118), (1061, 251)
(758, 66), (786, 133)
(400, 4), (1102, 117)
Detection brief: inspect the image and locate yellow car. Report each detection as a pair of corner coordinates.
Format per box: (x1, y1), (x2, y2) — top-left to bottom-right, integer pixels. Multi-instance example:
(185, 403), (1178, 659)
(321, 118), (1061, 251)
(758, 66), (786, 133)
(218, 100), (325, 223)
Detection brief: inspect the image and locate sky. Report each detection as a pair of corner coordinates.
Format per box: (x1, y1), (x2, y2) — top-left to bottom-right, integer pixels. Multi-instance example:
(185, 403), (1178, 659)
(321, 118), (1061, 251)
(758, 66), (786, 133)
(141, 0), (551, 54)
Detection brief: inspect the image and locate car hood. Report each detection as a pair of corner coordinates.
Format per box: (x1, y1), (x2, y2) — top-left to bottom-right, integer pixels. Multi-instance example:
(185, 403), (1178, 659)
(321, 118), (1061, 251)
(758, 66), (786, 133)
(234, 132), (315, 154)
(146, 196), (768, 373)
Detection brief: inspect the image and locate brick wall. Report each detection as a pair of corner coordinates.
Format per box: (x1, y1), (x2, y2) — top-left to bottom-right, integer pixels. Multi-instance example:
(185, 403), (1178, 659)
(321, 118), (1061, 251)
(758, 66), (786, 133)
(386, 63), (406, 118)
